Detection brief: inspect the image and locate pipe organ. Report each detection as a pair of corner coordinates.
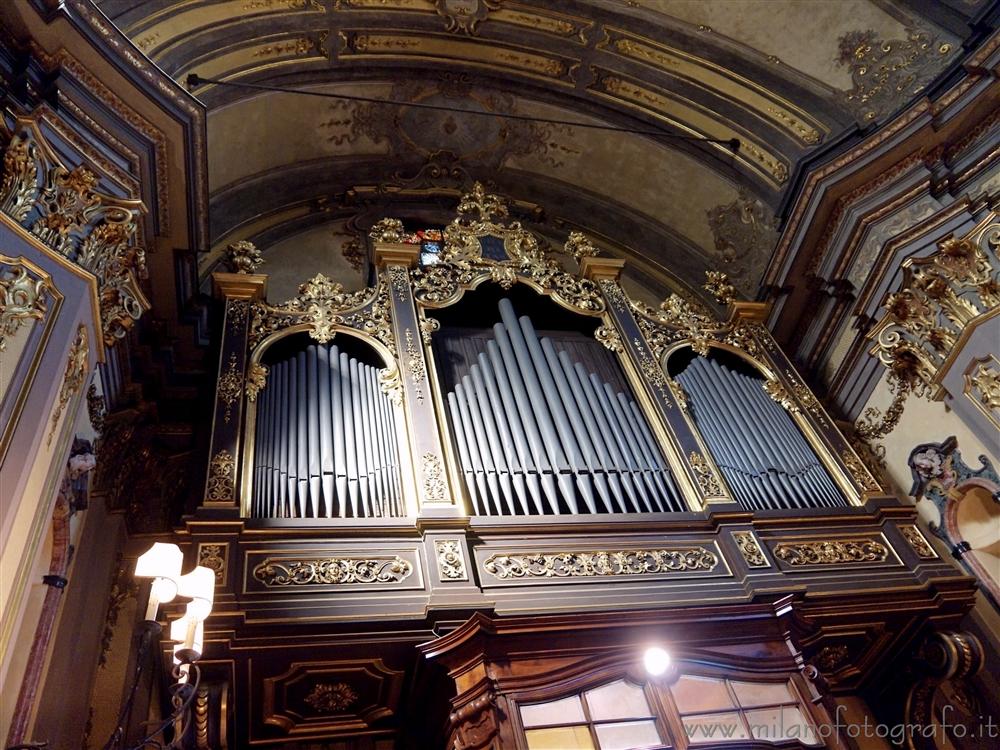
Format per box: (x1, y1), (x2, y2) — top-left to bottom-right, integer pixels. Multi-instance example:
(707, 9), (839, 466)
(675, 356), (845, 510)
(250, 342), (403, 518)
(443, 299), (684, 516)
(208, 183), (882, 523)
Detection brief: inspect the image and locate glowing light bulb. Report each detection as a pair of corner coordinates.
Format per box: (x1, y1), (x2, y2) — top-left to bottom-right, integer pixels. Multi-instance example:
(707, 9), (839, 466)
(644, 646), (671, 676)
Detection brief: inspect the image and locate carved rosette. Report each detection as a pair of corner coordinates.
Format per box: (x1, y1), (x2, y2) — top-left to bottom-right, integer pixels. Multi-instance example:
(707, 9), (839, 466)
(435, 540), (468, 581)
(304, 682), (358, 713)
(252, 555), (413, 586)
(733, 531), (769, 568)
(773, 539), (889, 566)
(483, 547), (718, 579)
(0, 257), (52, 351)
(48, 325), (90, 446)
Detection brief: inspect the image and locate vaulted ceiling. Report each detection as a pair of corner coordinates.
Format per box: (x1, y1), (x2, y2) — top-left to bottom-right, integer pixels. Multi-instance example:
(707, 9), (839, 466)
(94, 0), (982, 300)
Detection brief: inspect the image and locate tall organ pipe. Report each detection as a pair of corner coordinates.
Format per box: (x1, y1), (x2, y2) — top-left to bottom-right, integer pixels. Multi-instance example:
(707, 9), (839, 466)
(445, 299), (683, 516)
(676, 355), (845, 510)
(250, 341), (403, 518)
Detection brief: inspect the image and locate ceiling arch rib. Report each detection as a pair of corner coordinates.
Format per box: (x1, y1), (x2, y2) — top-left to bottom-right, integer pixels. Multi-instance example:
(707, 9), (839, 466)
(93, 0), (964, 299)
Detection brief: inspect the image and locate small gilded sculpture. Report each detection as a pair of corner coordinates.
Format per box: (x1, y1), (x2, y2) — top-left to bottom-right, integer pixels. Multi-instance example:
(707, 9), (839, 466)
(225, 240), (264, 274)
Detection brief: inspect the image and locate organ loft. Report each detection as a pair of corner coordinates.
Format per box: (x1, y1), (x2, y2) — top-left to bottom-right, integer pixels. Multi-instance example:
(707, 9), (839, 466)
(1, 2), (998, 750)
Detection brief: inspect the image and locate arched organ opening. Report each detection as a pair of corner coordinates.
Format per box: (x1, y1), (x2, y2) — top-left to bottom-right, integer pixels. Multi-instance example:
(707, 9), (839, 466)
(250, 337), (403, 519)
(673, 352), (845, 510)
(438, 298), (684, 516)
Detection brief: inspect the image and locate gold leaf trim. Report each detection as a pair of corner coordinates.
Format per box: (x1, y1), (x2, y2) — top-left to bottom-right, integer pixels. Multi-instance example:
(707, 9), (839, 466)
(483, 547), (719, 579)
(252, 555), (413, 586)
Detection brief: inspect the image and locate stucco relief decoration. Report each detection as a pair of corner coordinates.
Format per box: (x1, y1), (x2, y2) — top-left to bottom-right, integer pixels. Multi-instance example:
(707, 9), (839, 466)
(435, 539), (468, 580)
(318, 79), (577, 183)
(965, 356), (1000, 429)
(0, 257), (52, 351)
(434, 0), (501, 35)
(907, 436), (999, 543)
(0, 128), (149, 346)
(836, 27), (953, 122)
(483, 547), (718, 579)
(706, 189), (779, 296)
(225, 240), (263, 274)
(252, 555), (413, 586)
(48, 325), (90, 446)
(863, 227), (999, 440)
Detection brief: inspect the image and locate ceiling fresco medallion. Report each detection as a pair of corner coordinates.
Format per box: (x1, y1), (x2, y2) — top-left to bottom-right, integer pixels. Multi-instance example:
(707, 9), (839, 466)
(319, 77), (578, 180)
(434, 0), (502, 35)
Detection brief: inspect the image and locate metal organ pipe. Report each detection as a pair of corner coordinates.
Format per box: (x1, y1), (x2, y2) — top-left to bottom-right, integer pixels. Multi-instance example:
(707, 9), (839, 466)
(676, 355), (845, 510)
(445, 299), (683, 516)
(251, 342), (403, 518)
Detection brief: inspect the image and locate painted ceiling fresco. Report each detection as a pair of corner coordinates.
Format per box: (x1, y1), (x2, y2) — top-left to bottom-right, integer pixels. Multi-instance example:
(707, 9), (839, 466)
(94, 0), (977, 298)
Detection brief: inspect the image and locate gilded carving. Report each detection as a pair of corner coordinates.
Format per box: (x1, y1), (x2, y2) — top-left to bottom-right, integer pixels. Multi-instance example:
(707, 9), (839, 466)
(206, 449), (236, 503)
(304, 682), (358, 713)
(404, 327), (426, 404)
(197, 543), (228, 582)
(227, 299), (250, 330)
(632, 337), (671, 404)
(87, 383), (106, 435)
(369, 217), (405, 244)
(0, 257), (51, 350)
(48, 325), (89, 446)
(252, 555), (413, 586)
(773, 539), (889, 566)
(733, 531), (769, 568)
(900, 525), (937, 559)
(703, 270), (736, 305)
(837, 27), (953, 122)
(815, 645), (850, 672)
(225, 240), (263, 274)
(594, 324), (622, 353)
(967, 358), (1000, 428)
(483, 547), (718, 579)
(763, 379), (798, 412)
(564, 231), (600, 262)
(419, 316), (440, 344)
(435, 540), (468, 580)
(217, 353), (243, 424)
(245, 362), (268, 403)
(841, 450), (881, 492)
(0, 132), (39, 221)
(688, 451), (725, 498)
(422, 452), (448, 502)
(667, 378), (689, 411)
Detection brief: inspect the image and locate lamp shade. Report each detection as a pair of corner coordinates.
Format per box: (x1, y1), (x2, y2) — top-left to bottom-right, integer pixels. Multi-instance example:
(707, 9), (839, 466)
(176, 566), (215, 621)
(135, 543), (183, 580)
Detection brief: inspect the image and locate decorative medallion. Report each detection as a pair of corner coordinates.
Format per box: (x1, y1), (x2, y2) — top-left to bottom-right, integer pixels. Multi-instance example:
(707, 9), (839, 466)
(483, 547), (718, 579)
(1, 256), (51, 351)
(216, 353), (243, 424)
(304, 682), (358, 714)
(197, 543), (228, 582)
(435, 540), (468, 581)
(206, 449), (236, 503)
(434, 0), (501, 35)
(252, 555), (413, 586)
(773, 539), (889, 566)
(422, 452), (448, 503)
(815, 644), (851, 672)
(225, 240), (263, 274)
(48, 325), (89, 446)
(733, 531), (769, 568)
(899, 525), (937, 559)
(688, 451), (725, 498)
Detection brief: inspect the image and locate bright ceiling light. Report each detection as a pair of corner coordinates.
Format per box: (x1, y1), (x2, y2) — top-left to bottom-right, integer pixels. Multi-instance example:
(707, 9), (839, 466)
(644, 646), (671, 676)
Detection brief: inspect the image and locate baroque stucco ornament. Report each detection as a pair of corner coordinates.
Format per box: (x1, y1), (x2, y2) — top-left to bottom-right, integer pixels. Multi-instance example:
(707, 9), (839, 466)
(0, 256), (52, 351)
